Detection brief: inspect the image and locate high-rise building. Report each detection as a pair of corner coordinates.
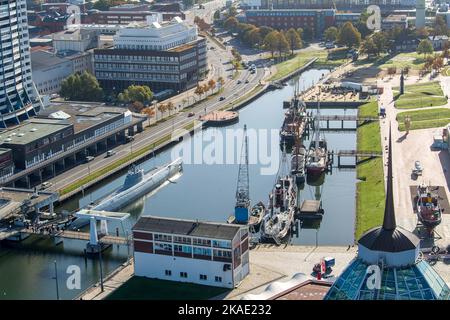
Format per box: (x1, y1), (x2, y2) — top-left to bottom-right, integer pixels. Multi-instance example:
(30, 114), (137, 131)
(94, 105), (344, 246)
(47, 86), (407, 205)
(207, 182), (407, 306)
(416, 0), (426, 29)
(0, 0), (42, 128)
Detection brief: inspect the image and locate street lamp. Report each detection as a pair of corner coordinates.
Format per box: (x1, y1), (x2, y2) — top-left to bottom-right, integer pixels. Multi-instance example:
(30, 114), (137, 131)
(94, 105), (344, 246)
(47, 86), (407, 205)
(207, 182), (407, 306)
(53, 260), (60, 300)
(98, 248), (104, 293)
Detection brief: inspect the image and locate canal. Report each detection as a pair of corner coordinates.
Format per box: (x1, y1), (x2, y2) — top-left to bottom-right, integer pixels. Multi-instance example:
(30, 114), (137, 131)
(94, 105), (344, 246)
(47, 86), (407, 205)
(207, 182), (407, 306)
(0, 68), (356, 299)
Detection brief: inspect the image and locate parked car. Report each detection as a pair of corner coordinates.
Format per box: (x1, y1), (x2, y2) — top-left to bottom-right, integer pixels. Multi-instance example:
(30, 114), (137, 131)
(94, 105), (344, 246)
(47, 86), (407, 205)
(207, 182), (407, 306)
(41, 182), (53, 189)
(106, 150), (116, 157)
(413, 160), (423, 176)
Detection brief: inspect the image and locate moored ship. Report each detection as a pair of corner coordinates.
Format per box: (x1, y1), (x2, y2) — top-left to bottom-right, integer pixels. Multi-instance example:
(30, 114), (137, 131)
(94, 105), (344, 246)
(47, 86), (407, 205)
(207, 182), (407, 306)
(306, 90), (328, 176)
(260, 148), (297, 244)
(280, 87), (307, 147)
(416, 184), (442, 233)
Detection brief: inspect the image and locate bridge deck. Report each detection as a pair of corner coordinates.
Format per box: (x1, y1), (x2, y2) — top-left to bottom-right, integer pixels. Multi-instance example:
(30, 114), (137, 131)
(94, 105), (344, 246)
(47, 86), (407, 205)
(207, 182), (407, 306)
(55, 230), (129, 245)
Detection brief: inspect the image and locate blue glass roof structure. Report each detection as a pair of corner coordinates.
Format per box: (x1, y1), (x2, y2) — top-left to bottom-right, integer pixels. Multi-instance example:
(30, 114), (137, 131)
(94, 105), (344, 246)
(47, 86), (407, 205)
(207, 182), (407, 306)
(324, 258), (450, 300)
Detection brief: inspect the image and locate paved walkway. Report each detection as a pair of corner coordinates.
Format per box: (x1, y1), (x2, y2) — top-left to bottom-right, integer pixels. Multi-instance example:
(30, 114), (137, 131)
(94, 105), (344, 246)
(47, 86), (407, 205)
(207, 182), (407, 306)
(77, 259), (134, 300)
(377, 74), (450, 250)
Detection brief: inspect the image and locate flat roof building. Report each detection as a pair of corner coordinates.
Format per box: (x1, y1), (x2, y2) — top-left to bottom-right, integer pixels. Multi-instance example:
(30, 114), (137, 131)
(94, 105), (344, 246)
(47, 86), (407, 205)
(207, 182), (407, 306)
(94, 18), (207, 95)
(132, 216), (250, 288)
(0, 102), (145, 188)
(31, 50), (73, 96)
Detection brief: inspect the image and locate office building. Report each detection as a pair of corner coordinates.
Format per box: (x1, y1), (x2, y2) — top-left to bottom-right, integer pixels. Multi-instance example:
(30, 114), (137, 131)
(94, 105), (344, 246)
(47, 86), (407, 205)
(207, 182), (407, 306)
(132, 216), (250, 288)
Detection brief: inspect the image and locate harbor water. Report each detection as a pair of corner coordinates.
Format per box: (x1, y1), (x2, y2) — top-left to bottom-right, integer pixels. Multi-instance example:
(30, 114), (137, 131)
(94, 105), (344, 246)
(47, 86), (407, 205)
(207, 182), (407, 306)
(0, 68), (357, 299)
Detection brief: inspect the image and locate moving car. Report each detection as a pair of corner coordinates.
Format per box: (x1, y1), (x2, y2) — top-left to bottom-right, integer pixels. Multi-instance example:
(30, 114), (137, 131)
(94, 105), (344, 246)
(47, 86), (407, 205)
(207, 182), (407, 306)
(188, 112), (195, 117)
(41, 182), (53, 189)
(85, 156), (95, 163)
(219, 96), (226, 101)
(106, 150), (116, 157)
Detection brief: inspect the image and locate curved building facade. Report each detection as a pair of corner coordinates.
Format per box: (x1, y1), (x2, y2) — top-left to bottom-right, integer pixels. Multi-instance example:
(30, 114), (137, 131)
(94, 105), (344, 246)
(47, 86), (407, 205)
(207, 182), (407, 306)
(0, 0), (42, 128)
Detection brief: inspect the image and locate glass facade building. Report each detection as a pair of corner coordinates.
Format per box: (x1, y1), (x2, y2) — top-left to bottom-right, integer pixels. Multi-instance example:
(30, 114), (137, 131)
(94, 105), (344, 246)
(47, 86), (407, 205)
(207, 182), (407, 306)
(325, 258), (450, 300)
(0, 0), (41, 127)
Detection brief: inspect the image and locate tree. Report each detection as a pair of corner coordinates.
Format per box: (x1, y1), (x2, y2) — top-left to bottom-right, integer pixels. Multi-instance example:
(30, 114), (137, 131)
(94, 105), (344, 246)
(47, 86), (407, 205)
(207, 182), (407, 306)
(433, 15), (448, 36)
(247, 28), (262, 47)
(208, 79), (216, 93)
(372, 32), (388, 55)
(415, 27), (429, 38)
(432, 55), (444, 72)
(167, 101), (175, 116)
(417, 39), (434, 58)
(118, 85), (153, 105)
(141, 107), (155, 121)
(360, 38), (378, 57)
(60, 71), (103, 101)
(217, 77), (225, 90)
(355, 10), (372, 38)
(338, 22), (361, 48)
(264, 31), (280, 58)
(285, 28), (302, 55)
(277, 32), (290, 57)
(158, 103), (169, 118)
(301, 27), (314, 42)
(324, 27), (338, 42)
(224, 17), (238, 31)
(259, 26), (274, 39)
(194, 85), (205, 100)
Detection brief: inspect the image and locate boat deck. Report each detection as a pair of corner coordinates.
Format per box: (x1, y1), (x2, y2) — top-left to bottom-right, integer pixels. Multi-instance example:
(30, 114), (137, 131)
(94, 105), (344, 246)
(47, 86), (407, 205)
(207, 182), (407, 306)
(409, 186), (450, 214)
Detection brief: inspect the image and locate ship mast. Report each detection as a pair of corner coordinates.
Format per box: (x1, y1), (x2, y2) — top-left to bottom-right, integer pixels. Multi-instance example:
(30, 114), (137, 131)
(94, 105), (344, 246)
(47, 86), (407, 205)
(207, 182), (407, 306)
(314, 85), (321, 147)
(235, 124), (250, 223)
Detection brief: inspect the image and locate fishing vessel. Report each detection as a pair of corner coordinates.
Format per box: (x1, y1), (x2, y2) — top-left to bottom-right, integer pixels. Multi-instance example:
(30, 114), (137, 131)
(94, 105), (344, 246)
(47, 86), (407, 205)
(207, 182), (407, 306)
(261, 148), (297, 244)
(416, 183), (442, 232)
(280, 85), (307, 147)
(306, 89), (328, 176)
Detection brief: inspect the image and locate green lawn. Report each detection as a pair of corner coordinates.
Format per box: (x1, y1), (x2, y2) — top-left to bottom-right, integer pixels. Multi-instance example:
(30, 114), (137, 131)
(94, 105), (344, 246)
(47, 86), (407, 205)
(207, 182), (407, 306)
(269, 50), (346, 81)
(378, 52), (427, 70)
(393, 81), (447, 109)
(397, 108), (450, 131)
(355, 101), (385, 239)
(442, 66), (450, 77)
(106, 277), (229, 300)
(358, 100), (378, 118)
